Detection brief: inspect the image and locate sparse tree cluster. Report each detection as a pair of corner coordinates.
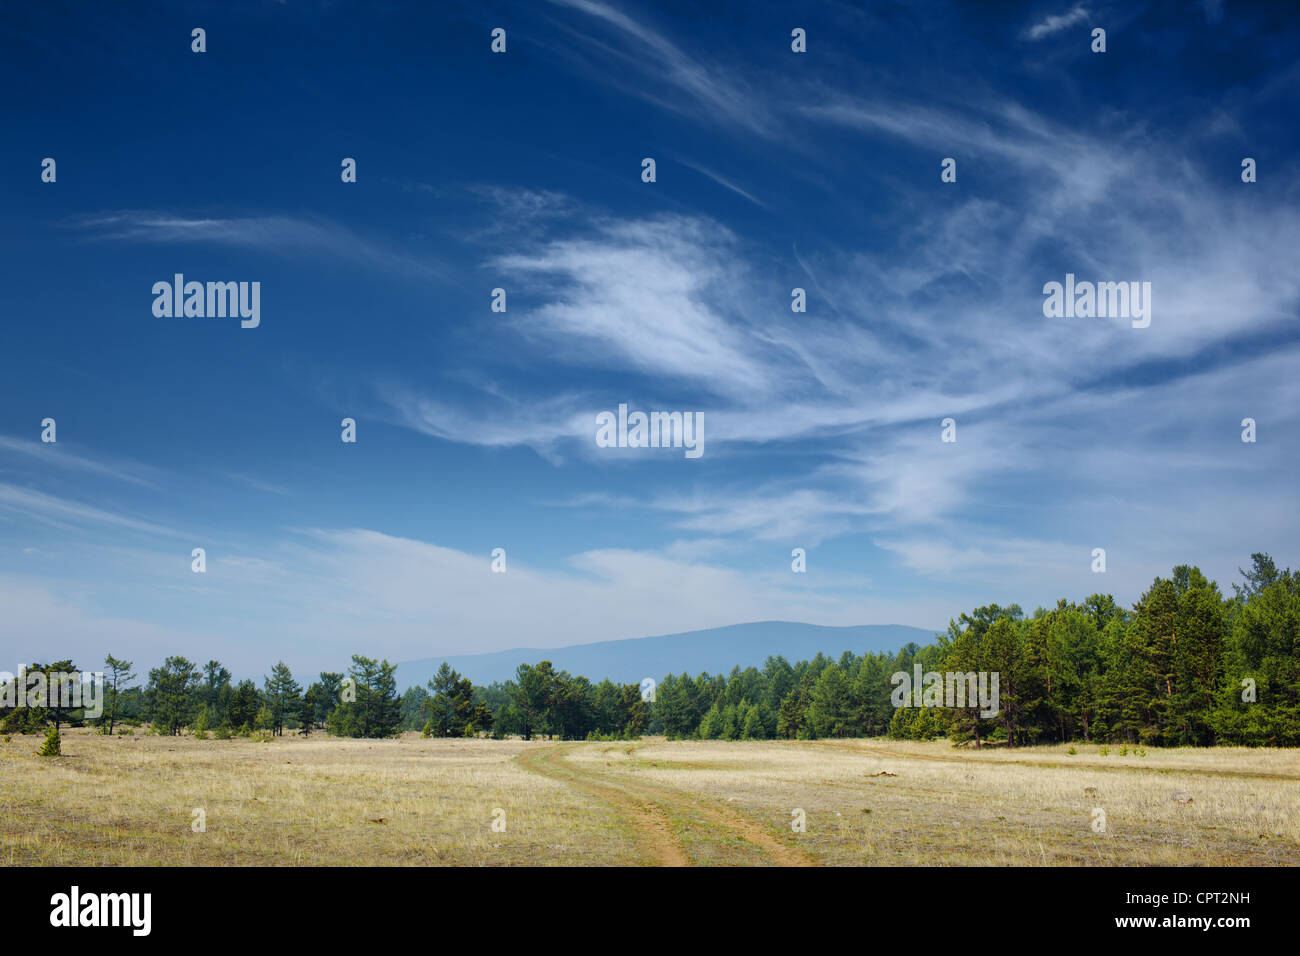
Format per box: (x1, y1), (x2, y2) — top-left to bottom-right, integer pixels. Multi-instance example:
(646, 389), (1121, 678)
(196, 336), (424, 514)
(491, 662), (646, 741)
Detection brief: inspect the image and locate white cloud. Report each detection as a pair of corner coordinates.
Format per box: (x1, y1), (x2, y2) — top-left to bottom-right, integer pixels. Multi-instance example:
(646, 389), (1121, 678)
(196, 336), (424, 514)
(0, 435), (162, 488)
(0, 529), (941, 675)
(68, 212), (443, 281)
(1024, 5), (1090, 41)
(225, 472), (291, 496)
(0, 484), (181, 538)
(675, 157), (768, 209)
(0, 577), (205, 670)
(545, 0), (780, 138)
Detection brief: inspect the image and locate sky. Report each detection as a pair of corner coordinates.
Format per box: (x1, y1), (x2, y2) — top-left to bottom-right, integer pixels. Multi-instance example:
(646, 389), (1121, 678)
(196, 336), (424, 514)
(1, 0), (1298, 679)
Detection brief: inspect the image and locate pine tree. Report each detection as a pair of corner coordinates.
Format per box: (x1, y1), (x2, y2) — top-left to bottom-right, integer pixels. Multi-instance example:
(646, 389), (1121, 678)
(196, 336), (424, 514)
(38, 725), (61, 757)
(298, 689), (316, 735)
(144, 657), (201, 736)
(466, 701), (495, 737)
(327, 656), (403, 738)
(253, 704), (274, 731)
(227, 679), (262, 730)
(102, 654), (136, 736)
(264, 661), (302, 736)
(776, 678), (812, 739)
(426, 663), (474, 737)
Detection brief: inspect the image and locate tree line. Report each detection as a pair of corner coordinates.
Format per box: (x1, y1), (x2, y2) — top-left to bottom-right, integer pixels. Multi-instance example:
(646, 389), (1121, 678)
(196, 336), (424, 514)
(4, 555), (1296, 748)
(656, 554), (1299, 747)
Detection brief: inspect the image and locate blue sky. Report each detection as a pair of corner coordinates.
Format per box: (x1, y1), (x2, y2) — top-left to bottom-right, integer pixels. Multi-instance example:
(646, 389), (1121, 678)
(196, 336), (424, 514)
(2, 0), (1298, 678)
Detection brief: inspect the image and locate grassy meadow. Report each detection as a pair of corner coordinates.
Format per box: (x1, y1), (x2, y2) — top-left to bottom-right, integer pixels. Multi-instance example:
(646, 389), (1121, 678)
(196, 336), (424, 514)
(2, 728), (1297, 866)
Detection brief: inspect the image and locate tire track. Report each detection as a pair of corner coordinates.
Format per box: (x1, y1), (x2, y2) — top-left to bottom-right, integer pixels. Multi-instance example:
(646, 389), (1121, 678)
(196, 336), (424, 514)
(516, 743), (689, 866)
(516, 743), (818, 866)
(586, 743), (819, 866)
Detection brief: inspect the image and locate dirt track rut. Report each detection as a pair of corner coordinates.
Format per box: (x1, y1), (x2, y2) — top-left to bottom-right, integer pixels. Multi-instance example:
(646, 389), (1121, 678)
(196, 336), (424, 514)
(516, 742), (817, 866)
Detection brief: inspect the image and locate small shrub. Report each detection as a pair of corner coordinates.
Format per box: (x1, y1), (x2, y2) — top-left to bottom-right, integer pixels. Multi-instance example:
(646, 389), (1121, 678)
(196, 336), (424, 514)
(253, 705), (274, 732)
(1099, 745), (1110, 756)
(117, 726), (133, 736)
(213, 724), (232, 740)
(1067, 745), (1078, 755)
(251, 729), (273, 743)
(37, 726), (61, 757)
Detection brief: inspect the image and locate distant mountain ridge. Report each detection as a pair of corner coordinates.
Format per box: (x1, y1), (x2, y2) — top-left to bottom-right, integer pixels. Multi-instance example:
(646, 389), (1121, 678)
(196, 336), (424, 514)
(395, 621), (940, 689)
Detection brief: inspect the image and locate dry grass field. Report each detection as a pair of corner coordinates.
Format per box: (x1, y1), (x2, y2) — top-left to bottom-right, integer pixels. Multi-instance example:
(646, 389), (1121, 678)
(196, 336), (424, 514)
(3, 728), (1298, 866)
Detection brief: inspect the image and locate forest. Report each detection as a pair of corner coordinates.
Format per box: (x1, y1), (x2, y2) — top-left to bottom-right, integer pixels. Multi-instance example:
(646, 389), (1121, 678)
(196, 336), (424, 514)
(5, 554), (1297, 748)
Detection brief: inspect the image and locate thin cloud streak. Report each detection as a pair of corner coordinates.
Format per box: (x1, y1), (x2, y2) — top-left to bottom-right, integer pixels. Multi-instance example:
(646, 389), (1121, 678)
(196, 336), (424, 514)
(66, 212), (444, 281)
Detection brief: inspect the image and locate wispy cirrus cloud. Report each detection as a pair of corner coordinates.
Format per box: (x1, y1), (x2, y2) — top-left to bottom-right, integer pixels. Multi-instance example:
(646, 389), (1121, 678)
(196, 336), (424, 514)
(225, 472), (291, 497)
(66, 211), (444, 281)
(380, 384), (593, 462)
(675, 157), (769, 209)
(0, 484), (181, 538)
(543, 0), (781, 138)
(0, 435), (162, 488)
(493, 216), (793, 402)
(374, 76), (1300, 573)
(1023, 5), (1090, 41)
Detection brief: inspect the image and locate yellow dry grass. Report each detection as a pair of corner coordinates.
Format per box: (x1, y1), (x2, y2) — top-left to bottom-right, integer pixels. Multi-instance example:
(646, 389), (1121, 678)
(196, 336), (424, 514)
(3, 729), (1297, 866)
(0, 729), (638, 866)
